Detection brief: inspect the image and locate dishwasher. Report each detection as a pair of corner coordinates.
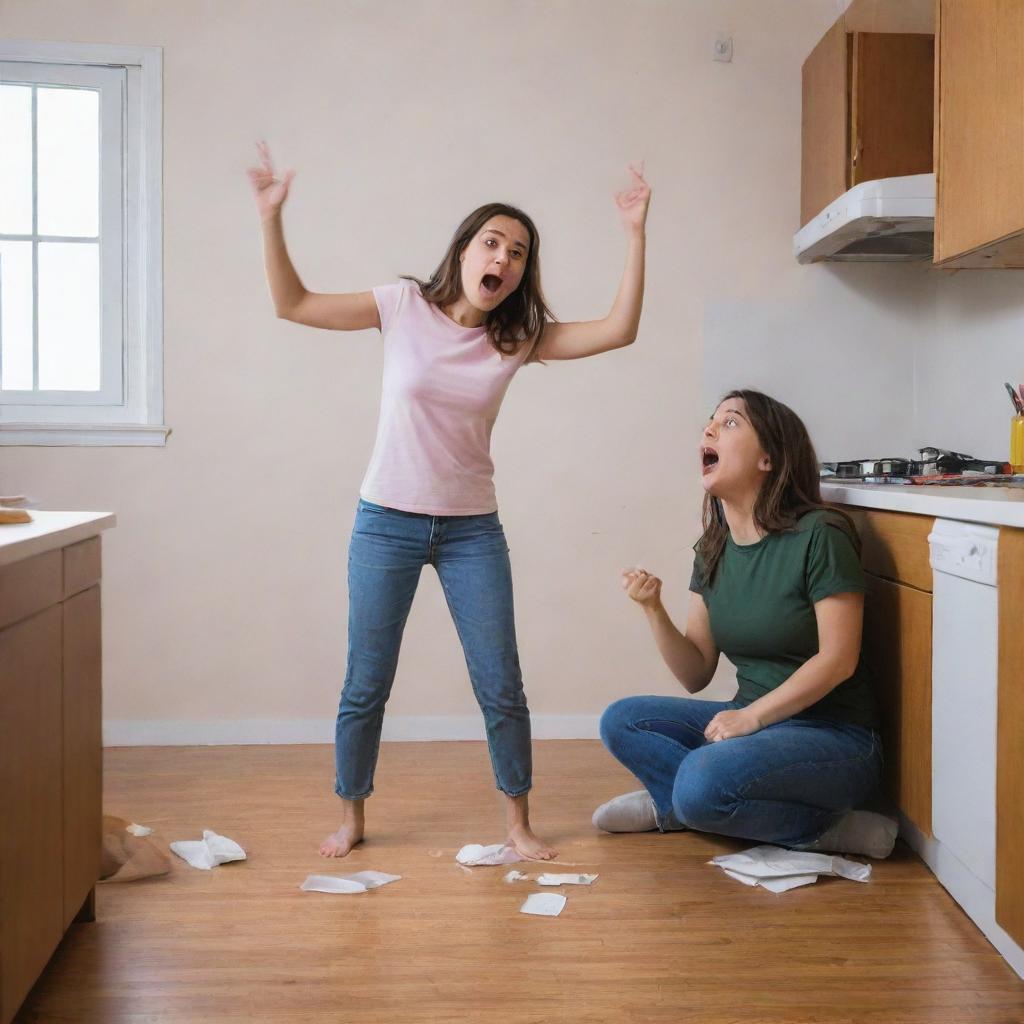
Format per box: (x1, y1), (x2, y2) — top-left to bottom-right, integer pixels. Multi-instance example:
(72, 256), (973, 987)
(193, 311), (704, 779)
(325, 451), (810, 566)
(928, 518), (1000, 889)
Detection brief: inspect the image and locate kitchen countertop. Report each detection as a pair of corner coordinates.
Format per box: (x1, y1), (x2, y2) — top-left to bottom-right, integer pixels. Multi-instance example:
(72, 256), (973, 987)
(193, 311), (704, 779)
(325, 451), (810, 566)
(0, 510), (116, 568)
(822, 481), (1024, 528)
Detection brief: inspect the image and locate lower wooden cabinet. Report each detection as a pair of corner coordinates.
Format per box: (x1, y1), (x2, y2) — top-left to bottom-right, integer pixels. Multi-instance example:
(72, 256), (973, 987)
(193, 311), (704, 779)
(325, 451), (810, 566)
(862, 573), (933, 836)
(0, 606), (64, 1024)
(997, 527), (1024, 948)
(839, 506), (934, 835)
(0, 538), (103, 1024)
(839, 503), (1024, 968)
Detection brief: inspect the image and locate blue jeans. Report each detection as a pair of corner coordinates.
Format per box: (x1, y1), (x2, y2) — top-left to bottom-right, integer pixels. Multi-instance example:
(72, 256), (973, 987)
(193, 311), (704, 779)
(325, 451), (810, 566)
(599, 695), (882, 847)
(334, 499), (531, 800)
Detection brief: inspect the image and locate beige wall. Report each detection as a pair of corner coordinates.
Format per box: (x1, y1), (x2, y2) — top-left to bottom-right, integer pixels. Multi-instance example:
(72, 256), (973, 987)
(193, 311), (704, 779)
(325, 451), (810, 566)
(5, 0), (941, 743)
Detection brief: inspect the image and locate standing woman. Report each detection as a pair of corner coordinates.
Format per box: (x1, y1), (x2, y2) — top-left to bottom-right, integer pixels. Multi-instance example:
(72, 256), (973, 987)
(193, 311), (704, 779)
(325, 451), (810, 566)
(248, 143), (651, 859)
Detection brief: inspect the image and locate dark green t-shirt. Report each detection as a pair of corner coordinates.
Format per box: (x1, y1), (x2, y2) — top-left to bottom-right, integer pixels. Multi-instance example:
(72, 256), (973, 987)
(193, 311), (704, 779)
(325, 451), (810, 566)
(689, 509), (879, 730)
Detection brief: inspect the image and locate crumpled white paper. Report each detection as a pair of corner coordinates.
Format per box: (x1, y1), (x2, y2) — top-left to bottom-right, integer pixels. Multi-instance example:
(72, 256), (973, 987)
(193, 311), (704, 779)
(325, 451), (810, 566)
(455, 843), (524, 866)
(721, 868), (819, 893)
(169, 830), (247, 870)
(504, 870), (529, 883)
(711, 845), (871, 893)
(126, 823), (153, 837)
(300, 871), (401, 894)
(520, 892), (566, 917)
(537, 873), (598, 886)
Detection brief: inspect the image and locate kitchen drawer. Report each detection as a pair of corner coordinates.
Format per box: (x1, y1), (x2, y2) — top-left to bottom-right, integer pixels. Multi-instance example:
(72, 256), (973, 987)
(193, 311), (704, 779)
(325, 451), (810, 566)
(63, 537), (101, 600)
(838, 507), (934, 591)
(0, 551), (62, 631)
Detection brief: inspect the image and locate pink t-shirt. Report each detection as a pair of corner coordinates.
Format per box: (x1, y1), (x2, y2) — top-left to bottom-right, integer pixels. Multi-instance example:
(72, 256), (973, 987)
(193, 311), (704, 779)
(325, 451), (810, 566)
(359, 281), (531, 515)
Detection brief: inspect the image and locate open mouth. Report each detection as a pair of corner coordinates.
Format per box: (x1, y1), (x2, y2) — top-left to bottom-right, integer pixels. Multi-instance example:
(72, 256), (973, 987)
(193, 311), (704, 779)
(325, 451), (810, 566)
(702, 447), (720, 474)
(480, 274), (503, 297)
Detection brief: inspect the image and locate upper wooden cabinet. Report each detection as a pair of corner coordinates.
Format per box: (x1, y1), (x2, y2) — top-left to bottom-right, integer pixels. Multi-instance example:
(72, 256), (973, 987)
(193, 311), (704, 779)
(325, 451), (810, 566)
(800, 3), (934, 228)
(802, 0), (1024, 268)
(801, 18), (849, 228)
(934, 0), (1024, 267)
(851, 33), (935, 187)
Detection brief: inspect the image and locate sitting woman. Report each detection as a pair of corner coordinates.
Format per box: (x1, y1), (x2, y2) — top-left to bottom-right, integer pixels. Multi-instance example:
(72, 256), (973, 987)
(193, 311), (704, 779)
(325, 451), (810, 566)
(594, 389), (897, 859)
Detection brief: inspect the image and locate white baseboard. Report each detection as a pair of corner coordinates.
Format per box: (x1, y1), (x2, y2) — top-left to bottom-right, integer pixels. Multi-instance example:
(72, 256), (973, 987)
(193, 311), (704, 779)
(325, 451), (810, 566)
(102, 714), (601, 747)
(899, 813), (1024, 981)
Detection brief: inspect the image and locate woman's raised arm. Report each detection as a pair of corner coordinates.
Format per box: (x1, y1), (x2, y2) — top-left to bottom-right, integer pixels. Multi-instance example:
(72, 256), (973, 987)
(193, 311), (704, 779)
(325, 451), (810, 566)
(248, 142), (380, 332)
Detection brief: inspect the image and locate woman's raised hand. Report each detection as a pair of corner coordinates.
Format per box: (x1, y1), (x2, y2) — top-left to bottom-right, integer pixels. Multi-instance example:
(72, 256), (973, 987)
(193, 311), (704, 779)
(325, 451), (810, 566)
(247, 141), (295, 222)
(622, 567), (662, 610)
(614, 162), (652, 234)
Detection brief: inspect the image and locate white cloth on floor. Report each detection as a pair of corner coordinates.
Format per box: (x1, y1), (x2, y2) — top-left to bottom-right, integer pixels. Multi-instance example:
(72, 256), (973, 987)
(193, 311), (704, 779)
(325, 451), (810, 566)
(455, 843), (524, 866)
(169, 830), (246, 870)
(126, 823), (153, 837)
(300, 871), (401, 894)
(537, 873), (598, 886)
(520, 892), (566, 917)
(711, 844), (871, 892)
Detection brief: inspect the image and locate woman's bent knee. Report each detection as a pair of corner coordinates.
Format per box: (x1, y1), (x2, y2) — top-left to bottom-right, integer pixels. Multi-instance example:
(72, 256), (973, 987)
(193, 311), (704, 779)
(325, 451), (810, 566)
(599, 697), (642, 750)
(672, 760), (734, 831)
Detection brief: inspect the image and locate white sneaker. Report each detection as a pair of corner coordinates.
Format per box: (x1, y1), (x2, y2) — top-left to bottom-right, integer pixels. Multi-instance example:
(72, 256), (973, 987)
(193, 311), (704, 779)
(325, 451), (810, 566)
(592, 790), (659, 833)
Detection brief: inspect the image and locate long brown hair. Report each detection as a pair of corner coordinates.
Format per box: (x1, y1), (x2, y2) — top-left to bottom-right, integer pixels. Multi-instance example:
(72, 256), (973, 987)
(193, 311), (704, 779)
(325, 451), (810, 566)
(695, 389), (859, 586)
(403, 203), (554, 357)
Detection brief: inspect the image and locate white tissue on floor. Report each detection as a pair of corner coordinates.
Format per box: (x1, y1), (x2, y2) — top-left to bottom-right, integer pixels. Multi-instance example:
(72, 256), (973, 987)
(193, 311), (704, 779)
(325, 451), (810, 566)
(455, 843), (524, 866)
(520, 892), (566, 917)
(300, 871), (401, 894)
(126, 823), (153, 837)
(504, 870), (529, 883)
(722, 868), (819, 893)
(537, 873), (598, 886)
(169, 830), (246, 870)
(711, 844), (871, 892)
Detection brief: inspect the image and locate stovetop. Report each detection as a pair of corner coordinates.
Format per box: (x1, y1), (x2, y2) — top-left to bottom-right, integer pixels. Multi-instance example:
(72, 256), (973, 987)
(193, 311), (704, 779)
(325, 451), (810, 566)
(821, 447), (1013, 484)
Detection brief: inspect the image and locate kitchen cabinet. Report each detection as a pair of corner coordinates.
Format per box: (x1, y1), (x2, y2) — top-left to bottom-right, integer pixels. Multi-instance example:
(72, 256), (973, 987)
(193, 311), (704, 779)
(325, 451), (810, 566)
(830, 486), (1024, 978)
(841, 507), (934, 835)
(997, 527), (1024, 947)
(934, 0), (1024, 266)
(800, 4), (934, 227)
(0, 530), (107, 1024)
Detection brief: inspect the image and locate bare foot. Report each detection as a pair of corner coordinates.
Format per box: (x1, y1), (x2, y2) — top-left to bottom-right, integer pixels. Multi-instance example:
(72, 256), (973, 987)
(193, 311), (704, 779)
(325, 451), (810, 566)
(319, 797), (365, 857)
(505, 791), (558, 860)
(318, 824), (364, 858)
(508, 823), (558, 861)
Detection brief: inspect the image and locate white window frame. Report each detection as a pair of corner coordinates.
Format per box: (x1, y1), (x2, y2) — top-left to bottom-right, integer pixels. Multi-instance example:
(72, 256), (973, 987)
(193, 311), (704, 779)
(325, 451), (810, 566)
(0, 41), (166, 446)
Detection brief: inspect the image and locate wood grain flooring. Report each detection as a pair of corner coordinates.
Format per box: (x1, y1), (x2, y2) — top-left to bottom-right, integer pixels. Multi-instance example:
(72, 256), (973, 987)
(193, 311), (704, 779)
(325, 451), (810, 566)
(13, 741), (1024, 1024)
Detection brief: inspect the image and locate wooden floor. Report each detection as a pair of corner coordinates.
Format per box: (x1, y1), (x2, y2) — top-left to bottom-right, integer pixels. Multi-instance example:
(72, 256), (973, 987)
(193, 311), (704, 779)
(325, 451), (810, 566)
(15, 741), (1024, 1024)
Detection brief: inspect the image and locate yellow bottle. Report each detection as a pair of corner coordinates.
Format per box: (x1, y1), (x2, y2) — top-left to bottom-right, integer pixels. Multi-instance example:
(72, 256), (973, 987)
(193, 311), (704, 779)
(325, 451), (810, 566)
(1012, 414), (1024, 473)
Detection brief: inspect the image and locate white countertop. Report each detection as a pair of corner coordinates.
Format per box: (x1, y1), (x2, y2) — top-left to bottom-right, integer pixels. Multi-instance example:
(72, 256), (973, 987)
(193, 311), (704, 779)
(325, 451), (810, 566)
(822, 482), (1024, 528)
(0, 510), (116, 568)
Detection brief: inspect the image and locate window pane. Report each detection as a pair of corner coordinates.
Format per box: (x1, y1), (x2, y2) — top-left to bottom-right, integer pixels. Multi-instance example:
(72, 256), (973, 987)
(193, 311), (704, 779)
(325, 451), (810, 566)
(38, 241), (100, 391)
(0, 241), (33, 390)
(0, 84), (33, 235)
(37, 86), (99, 238)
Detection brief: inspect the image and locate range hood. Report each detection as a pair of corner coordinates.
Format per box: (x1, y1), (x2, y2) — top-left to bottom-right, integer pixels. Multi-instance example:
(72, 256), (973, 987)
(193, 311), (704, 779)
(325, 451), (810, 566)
(793, 173), (935, 263)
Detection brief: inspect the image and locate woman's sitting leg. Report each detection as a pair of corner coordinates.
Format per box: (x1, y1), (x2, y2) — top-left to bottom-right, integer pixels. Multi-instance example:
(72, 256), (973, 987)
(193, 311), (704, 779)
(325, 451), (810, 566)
(670, 718), (895, 857)
(596, 695), (738, 832)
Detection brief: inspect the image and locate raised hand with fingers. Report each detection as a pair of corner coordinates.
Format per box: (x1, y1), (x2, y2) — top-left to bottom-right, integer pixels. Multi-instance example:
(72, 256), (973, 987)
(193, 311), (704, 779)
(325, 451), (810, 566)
(614, 162), (652, 235)
(247, 141), (295, 222)
(622, 567), (663, 611)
